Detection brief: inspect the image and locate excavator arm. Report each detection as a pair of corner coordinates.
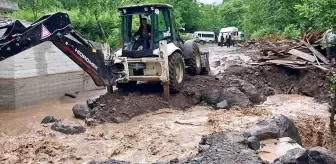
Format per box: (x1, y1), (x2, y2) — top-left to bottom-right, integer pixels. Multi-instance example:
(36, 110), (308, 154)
(0, 12), (111, 86)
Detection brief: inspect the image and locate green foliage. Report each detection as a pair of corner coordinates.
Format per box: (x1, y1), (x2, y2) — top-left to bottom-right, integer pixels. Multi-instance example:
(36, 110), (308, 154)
(7, 0), (336, 47)
(330, 75), (336, 92)
(295, 0), (336, 29)
(180, 33), (192, 41)
(283, 24), (301, 39)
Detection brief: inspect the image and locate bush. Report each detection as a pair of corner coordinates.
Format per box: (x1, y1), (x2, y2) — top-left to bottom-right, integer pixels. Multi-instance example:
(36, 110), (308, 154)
(282, 24), (300, 39)
(180, 33), (192, 41)
(250, 27), (284, 41)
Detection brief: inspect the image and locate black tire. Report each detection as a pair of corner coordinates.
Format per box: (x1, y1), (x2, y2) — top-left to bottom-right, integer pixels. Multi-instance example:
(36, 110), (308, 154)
(201, 53), (210, 75)
(200, 40), (206, 45)
(116, 81), (137, 91)
(185, 42), (202, 75)
(169, 52), (185, 93)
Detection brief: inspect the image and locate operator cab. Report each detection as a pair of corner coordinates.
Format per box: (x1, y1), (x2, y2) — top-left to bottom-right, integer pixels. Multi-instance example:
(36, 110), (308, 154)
(118, 4), (180, 58)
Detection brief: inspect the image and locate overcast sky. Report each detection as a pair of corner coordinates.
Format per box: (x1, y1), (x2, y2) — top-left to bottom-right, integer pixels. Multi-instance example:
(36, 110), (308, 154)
(198, 0), (223, 4)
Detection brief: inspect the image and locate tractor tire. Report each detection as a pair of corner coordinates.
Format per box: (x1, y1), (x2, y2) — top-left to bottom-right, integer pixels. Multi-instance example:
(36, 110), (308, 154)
(169, 52), (185, 93)
(116, 81), (137, 91)
(201, 53), (210, 75)
(185, 42), (202, 75)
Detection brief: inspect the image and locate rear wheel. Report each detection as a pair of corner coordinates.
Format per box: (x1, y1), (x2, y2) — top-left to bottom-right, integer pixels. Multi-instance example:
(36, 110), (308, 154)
(169, 52), (185, 93)
(116, 81), (137, 91)
(185, 42), (202, 75)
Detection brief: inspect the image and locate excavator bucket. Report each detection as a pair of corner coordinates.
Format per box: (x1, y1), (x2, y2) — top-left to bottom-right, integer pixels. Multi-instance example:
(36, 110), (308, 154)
(0, 12), (110, 87)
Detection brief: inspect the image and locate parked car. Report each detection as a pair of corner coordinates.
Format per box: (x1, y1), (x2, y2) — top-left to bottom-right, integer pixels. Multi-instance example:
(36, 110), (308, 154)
(192, 31), (216, 44)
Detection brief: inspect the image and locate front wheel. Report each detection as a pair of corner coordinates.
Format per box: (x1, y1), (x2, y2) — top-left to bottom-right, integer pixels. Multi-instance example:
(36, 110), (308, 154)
(185, 42), (202, 75)
(169, 52), (185, 93)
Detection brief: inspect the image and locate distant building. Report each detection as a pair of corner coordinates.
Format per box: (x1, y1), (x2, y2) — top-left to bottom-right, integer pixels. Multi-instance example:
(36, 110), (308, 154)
(0, 0), (19, 12)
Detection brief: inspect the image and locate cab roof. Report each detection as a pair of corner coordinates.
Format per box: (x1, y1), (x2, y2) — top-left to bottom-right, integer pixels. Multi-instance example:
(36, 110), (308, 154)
(118, 3), (173, 11)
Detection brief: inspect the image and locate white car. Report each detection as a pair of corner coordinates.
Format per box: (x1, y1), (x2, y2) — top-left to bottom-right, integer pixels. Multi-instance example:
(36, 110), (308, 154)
(193, 31), (216, 44)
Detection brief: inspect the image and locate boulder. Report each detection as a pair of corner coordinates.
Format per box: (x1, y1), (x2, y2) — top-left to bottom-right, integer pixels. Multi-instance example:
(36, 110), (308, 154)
(219, 87), (252, 108)
(201, 89), (221, 105)
(51, 122), (86, 134)
(183, 87), (202, 105)
(72, 104), (90, 119)
(185, 132), (264, 163)
(231, 79), (266, 104)
(245, 115), (302, 145)
(41, 116), (59, 124)
(85, 118), (97, 126)
(244, 120), (280, 140)
(273, 147), (336, 164)
(87, 97), (99, 109)
(247, 136), (260, 150)
(215, 100), (228, 109)
(266, 115), (302, 145)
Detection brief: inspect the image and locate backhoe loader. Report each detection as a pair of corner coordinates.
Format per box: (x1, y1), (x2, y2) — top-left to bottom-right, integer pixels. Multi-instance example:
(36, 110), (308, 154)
(0, 3), (210, 100)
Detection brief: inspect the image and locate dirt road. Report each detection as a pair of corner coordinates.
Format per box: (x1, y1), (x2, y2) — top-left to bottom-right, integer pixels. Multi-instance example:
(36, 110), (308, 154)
(0, 45), (334, 164)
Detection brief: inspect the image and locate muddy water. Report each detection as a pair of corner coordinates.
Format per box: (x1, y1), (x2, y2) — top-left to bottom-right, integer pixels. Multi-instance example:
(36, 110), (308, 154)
(0, 93), (330, 163)
(0, 45), (333, 163)
(0, 89), (106, 136)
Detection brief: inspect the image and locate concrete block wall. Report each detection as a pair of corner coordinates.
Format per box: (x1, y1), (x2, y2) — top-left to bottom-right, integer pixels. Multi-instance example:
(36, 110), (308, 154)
(0, 0), (19, 12)
(0, 42), (104, 109)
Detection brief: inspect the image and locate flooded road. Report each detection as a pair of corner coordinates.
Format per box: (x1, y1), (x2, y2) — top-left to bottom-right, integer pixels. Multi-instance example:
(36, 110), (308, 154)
(0, 93), (330, 163)
(0, 89), (106, 136)
(0, 45), (334, 163)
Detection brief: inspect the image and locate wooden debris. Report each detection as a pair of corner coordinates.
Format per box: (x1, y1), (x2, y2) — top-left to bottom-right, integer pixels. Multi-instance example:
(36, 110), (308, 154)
(241, 28), (331, 71)
(300, 40), (329, 64)
(288, 49), (315, 62)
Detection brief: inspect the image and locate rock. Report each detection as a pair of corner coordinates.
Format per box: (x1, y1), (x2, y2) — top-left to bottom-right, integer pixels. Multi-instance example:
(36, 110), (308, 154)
(308, 147), (336, 163)
(215, 60), (221, 67)
(274, 147), (336, 164)
(245, 115), (302, 145)
(88, 160), (130, 164)
(265, 115), (302, 145)
(215, 100), (228, 109)
(263, 87), (276, 96)
(41, 116), (59, 124)
(185, 132), (264, 163)
(199, 145), (210, 153)
(240, 82), (266, 104)
(247, 136), (260, 150)
(244, 119), (280, 140)
(72, 104), (90, 119)
(219, 87), (252, 108)
(201, 89), (221, 105)
(183, 87), (202, 105)
(51, 122), (86, 134)
(85, 118), (97, 126)
(231, 79), (266, 104)
(87, 97), (99, 109)
(243, 132), (252, 138)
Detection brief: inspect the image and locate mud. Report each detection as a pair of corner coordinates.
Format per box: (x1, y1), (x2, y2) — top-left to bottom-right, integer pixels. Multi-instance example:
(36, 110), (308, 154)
(88, 65), (329, 124)
(0, 45), (334, 164)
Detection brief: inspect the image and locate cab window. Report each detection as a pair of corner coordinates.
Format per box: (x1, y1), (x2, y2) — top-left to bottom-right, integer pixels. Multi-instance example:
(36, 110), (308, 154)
(154, 8), (172, 43)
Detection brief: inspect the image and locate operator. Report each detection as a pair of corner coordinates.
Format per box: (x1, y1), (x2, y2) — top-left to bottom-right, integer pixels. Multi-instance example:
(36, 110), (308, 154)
(324, 25), (336, 65)
(133, 18), (152, 50)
